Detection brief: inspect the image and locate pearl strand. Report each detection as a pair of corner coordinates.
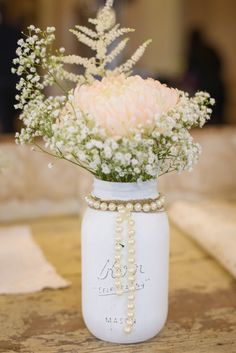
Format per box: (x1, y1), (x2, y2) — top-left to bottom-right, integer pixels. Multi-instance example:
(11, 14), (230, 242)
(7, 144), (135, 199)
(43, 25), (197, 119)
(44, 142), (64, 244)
(114, 207), (126, 296)
(85, 195), (165, 213)
(124, 210), (136, 334)
(114, 205), (137, 334)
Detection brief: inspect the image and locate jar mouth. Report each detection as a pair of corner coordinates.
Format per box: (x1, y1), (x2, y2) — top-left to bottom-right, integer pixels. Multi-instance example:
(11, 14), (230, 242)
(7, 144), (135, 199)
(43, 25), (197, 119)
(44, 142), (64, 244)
(94, 177), (157, 187)
(93, 178), (158, 201)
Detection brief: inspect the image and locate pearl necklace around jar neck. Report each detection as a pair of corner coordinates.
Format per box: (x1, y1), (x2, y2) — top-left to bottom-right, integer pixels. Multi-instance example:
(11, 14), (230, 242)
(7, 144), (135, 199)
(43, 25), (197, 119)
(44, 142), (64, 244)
(85, 193), (165, 334)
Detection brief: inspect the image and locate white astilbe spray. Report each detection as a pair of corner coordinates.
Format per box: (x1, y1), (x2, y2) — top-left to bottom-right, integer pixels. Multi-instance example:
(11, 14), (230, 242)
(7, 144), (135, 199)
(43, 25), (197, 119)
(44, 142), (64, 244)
(105, 0), (114, 9)
(74, 25), (98, 39)
(104, 38), (129, 65)
(116, 40), (152, 74)
(62, 0), (150, 80)
(105, 26), (134, 46)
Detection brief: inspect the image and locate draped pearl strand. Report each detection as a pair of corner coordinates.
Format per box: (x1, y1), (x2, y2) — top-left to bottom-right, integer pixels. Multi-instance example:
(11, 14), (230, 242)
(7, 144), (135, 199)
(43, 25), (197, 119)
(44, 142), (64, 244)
(114, 205), (136, 333)
(85, 194), (165, 334)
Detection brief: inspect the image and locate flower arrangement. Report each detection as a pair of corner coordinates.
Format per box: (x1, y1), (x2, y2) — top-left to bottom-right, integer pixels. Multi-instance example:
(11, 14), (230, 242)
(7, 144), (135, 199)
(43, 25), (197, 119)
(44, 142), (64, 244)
(12, 0), (214, 183)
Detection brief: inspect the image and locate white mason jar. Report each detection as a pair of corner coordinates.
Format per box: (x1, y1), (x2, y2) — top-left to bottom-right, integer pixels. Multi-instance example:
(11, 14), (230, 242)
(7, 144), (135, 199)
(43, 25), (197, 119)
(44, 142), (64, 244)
(81, 178), (169, 344)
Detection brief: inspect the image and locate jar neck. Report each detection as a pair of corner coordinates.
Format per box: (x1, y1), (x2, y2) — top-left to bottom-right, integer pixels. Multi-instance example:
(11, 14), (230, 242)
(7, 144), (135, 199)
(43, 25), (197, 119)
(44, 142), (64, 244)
(92, 178), (158, 201)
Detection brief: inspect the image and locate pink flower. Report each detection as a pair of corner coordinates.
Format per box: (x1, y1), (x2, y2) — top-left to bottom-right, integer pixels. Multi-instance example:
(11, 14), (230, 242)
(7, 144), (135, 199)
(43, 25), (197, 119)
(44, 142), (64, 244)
(73, 74), (179, 138)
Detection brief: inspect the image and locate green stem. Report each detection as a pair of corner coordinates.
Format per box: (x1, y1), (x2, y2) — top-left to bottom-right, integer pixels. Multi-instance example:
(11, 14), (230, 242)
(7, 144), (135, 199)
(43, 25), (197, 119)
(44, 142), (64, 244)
(33, 142), (95, 174)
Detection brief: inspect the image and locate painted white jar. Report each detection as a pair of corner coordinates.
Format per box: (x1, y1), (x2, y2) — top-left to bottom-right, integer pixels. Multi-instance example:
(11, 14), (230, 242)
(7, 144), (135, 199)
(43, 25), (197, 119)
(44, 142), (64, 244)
(81, 178), (169, 344)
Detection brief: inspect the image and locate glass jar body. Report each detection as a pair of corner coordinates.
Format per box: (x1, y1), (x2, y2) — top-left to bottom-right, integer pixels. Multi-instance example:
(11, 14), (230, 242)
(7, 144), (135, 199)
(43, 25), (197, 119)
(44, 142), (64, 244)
(81, 179), (169, 343)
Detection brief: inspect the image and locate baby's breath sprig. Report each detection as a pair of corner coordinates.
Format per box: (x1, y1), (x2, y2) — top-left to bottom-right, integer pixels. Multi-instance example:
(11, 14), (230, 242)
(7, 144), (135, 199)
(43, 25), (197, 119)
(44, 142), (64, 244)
(12, 24), (90, 170)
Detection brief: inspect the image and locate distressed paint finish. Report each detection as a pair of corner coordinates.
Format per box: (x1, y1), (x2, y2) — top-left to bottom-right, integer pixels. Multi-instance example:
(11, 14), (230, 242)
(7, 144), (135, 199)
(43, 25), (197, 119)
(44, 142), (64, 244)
(0, 216), (235, 353)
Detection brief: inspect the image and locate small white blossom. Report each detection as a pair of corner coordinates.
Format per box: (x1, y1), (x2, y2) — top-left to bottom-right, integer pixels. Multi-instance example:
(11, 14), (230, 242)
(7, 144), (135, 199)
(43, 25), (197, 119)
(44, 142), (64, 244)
(102, 164), (111, 174)
(46, 27), (56, 34)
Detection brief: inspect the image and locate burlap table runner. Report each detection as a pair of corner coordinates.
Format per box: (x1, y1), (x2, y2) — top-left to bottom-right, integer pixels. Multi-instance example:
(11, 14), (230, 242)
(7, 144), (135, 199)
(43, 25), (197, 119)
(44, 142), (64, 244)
(0, 225), (69, 294)
(169, 200), (236, 278)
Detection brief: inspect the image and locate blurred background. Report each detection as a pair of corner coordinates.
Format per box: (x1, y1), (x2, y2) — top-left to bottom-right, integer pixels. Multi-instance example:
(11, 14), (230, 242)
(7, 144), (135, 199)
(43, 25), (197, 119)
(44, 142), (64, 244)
(0, 0), (236, 221)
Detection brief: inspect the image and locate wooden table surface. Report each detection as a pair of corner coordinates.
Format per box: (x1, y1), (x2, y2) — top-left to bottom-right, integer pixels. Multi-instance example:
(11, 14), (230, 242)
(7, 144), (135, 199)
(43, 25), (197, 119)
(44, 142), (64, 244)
(0, 216), (235, 353)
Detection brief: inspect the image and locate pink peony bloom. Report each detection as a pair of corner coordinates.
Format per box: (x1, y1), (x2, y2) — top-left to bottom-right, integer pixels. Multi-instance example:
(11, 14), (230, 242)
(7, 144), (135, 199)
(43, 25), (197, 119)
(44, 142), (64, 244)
(73, 74), (179, 138)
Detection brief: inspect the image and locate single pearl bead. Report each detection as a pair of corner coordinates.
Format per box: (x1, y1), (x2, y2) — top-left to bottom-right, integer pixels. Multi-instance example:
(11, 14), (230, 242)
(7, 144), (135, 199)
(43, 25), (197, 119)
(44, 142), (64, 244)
(126, 318), (134, 326)
(151, 202), (157, 211)
(115, 245), (121, 251)
(118, 205), (125, 212)
(134, 203), (142, 212)
(128, 265), (135, 272)
(100, 202), (108, 211)
(128, 274), (135, 281)
(124, 326), (132, 334)
(128, 268), (134, 274)
(128, 303), (134, 310)
(156, 200), (162, 209)
(128, 219), (135, 226)
(114, 263), (120, 269)
(109, 203), (116, 211)
(143, 204), (150, 212)
(115, 279), (120, 286)
(116, 289), (123, 296)
(128, 229), (135, 236)
(128, 294), (135, 301)
(128, 312), (134, 318)
(129, 286), (135, 291)
(128, 239), (135, 245)
(94, 201), (100, 209)
(160, 196), (165, 204)
(115, 226), (123, 233)
(126, 203), (134, 211)
(126, 212), (131, 219)
(128, 257), (135, 264)
(116, 216), (123, 223)
(128, 249), (135, 254)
